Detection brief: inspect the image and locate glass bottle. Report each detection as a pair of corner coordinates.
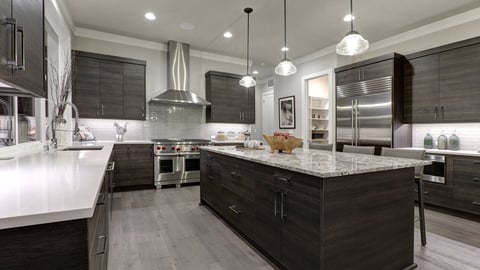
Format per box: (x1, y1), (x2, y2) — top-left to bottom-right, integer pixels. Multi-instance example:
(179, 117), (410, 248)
(437, 130), (448, 150)
(448, 130), (460, 150)
(424, 131), (433, 149)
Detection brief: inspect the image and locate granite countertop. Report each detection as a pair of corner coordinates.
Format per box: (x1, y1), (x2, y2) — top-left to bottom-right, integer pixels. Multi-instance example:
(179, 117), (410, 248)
(201, 146), (430, 178)
(96, 140), (153, 144)
(0, 142), (114, 229)
(210, 140), (245, 144)
(401, 147), (480, 157)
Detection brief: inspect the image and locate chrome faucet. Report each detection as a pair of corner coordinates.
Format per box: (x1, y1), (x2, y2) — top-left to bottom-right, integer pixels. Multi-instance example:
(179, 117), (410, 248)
(51, 101), (80, 149)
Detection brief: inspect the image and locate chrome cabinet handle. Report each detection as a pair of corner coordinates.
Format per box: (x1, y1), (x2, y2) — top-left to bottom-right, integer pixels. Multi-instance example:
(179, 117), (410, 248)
(207, 165), (214, 180)
(472, 161), (480, 165)
(274, 174), (290, 182)
(96, 104), (100, 116)
(107, 161), (115, 171)
(229, 205), (242, 214)
(101, 104), (104, 115)
(95, 235), (107, 255)
(230, 171), (240, 178)
(280, 192), (287, 219)
(472, 201), (480, 206)
(15, 26), (25, 70)
(141, 107), (145, 118)
(274, 190), (279, 216)
(473, 178), (480, 182)
(434, 106), (438, 120)
(440, 106), (445, 120)
(3, 18), (17, 66)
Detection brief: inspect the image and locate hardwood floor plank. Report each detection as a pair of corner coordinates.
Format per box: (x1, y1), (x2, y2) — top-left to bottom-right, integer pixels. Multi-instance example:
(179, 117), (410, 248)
(109, 186), (479, 270)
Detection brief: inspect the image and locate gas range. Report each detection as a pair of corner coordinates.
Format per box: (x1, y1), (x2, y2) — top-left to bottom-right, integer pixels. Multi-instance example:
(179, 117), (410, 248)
(152, 138), (211, 155)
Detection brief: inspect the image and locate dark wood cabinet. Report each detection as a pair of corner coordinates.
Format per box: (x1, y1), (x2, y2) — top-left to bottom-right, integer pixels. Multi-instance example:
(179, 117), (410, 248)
(72, 51), (146, 120)
(0, 0), (45, 98)
(335, 58), (394, 86)
(200, 150), (415, 270)
(0, 169), (111, 270)
(451, 156), (480, 215)
(205, 71), (255, 124)
(112, 144), (154, 190)
(404, 37), (480, 123)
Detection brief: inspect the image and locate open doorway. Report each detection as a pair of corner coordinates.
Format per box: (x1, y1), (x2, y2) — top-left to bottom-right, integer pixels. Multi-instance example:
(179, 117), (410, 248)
(262, 90), (274, 138)
(301, 70), (334, 146)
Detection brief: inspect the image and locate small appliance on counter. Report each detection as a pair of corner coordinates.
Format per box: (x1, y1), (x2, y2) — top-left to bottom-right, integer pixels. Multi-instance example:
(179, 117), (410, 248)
(437, 131), (448, 150)
(448, 130), (460, 150)
(114, 122), (127, 141)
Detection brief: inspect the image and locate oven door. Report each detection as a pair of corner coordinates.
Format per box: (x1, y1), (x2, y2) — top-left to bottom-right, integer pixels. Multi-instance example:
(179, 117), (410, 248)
(184, 153), (201, 180)
(154, 154), (184, 183)
(423, 154), (445, 184)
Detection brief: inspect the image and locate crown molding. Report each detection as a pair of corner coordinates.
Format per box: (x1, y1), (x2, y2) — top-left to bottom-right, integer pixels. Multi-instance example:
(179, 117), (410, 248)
(74, 27), (245, 65)
(293, 7), (480, 65)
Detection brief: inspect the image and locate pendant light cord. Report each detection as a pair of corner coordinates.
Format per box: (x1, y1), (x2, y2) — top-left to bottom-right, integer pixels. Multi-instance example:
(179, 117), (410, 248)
(283, 0), (287, 59)
(246, 11), (250, 75)
(350, 0), (354, 32)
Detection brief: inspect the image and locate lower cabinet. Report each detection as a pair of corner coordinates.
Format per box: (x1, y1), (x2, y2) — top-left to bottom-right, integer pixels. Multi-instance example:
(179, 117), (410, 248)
(0, 169), (111, 270)
(200, 151), (321, 270)
(112, 144), (154, 190)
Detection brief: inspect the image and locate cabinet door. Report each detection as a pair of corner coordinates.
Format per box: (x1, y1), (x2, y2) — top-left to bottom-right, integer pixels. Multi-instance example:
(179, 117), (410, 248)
(206, 74), (243, 123)
(404, 55), (439, 123)
(362, 59), (393, 81)
(336, 67), (361, 86)
(112, 144), (131, 187)
(253, 179), (282, 261)
(11, 0), (45, 97)
(129, 144), (153, 186)
(414, 182), (452, 208)
(281, 191), (321, 270)
(123, 63), (145, 120)
(0, 0), (13, 82)
(17, 96), (34, 116)
(99, 60), (123, 119)
(73, 56), (100, 118)
(439, 44), (480, 122)
(451, 157), (480, 215)
(241, 86), (255, 123)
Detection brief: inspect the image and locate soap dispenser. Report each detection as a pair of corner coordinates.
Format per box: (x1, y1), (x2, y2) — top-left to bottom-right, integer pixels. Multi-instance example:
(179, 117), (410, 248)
(437, 130), (448, 150)
(448, 130), (460, 150)
(424, 131), (433, 149)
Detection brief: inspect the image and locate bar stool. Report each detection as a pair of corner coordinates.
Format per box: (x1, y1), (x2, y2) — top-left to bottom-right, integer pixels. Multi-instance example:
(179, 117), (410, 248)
(343, 145), (375, 155)
(381, 147), (427, 246)
(309, 142), (333, 151)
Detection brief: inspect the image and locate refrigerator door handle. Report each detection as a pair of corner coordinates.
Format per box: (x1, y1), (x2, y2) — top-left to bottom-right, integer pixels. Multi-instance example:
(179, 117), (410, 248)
(355, 99), (359, 146)
(351, 100), (355, 146)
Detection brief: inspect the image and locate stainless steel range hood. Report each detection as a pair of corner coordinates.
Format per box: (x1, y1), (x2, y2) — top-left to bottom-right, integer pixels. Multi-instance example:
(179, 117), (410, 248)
(149, 41), (211, 106)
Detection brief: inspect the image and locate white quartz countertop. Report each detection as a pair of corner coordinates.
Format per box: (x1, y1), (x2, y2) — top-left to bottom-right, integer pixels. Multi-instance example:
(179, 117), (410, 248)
(401, 147), (480, 157)
(201, 146), (430, 178)
(0, 142), (114, 229)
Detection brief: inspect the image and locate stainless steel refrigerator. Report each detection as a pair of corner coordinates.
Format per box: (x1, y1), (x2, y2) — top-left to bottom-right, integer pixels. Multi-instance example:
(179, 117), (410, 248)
(336, 76), (410, 153)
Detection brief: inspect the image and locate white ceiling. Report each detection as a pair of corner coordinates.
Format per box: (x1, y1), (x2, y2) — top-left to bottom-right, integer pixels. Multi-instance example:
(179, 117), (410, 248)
(64, 0), (480, 78)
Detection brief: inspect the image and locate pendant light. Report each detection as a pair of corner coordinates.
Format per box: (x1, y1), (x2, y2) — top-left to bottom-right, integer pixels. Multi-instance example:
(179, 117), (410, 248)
(275, 0), (296, 76)
(336, 0), (369, 56)
(239, 7), (256, 88)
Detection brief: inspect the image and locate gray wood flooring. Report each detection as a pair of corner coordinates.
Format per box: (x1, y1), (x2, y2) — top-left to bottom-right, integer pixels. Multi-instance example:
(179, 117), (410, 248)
(108, 186), (480, 270)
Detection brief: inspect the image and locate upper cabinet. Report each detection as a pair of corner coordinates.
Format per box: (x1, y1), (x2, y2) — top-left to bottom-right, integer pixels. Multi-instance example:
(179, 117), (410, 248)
(205, 71), (255, 124)
(72, 51), (146, 120)
(0, 0), (45, 98)
(404, 37), (480, 123)
(336, 57), (395, 86)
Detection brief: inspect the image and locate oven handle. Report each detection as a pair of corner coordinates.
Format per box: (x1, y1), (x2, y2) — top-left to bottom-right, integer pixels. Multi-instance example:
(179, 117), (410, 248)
(155, 153), (183, 157)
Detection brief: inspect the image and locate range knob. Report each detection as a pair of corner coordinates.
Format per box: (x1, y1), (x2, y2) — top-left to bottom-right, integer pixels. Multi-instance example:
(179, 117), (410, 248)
(176, 147), (181, 152)
(156, 146), (161, 151)
(162, 146), (166, 150)
(191, 147), (197, 152)
(171, 146), (176, 150)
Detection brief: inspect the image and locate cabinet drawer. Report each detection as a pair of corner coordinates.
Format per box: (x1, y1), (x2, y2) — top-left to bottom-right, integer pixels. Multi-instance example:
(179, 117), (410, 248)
(414, 182), (453, 208)
(219, 157), (255, 201)
(453, 192), (480, 215)
(200, 160), (222, 209)
(220, 186), (254, 237)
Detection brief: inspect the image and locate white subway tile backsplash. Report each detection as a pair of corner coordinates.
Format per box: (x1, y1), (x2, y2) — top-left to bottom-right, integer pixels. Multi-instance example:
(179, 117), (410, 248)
(413, 123), (480, 151)
(79, 104), (250, 141)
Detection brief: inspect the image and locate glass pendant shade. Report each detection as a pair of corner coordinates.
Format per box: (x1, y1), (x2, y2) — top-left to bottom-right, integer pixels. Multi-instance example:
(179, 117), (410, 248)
(336, 31), (369, 56)
(239, 75), (256, 88)
(275, 59), (297, 76)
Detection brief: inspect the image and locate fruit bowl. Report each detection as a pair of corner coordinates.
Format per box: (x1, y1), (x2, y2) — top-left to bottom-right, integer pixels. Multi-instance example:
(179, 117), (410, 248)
(262, 135), (303, 154)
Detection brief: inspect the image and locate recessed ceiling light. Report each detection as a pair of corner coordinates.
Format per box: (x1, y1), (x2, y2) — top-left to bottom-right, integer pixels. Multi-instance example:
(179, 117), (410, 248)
(180, 22), (194, 30)
(144, 12), (156, 20)
(281, 46), (289, 52)
(223, 31), (233, 38)
(343, 14), (355, 22)
(252, 70), (259, 75)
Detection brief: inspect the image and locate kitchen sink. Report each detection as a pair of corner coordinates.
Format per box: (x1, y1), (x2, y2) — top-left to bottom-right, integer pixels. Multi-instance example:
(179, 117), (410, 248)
(60, 146), (104, 151)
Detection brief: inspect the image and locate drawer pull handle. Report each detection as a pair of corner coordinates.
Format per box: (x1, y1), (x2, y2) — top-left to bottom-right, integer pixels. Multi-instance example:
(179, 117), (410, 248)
(95, 235), (107, 255)
(274, 190), (280, 216)
(107, 162), (115, 171)
(473, 161), (480, 165)
(230, 171), (240, 178)
(280, 192), (287, 220)
(274, 175), (290, 182)
(413, 189), (429, 195)
(473, 178), (480, 182)
(472, 201), (480, 206)
(229, 205), (242, 214)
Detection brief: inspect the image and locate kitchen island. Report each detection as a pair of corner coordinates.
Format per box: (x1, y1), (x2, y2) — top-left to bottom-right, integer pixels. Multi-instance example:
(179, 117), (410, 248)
(200, 146), (429, 270)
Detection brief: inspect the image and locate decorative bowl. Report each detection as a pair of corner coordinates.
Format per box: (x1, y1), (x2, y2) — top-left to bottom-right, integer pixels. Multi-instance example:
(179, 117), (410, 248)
(262, 135), (303, 154)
